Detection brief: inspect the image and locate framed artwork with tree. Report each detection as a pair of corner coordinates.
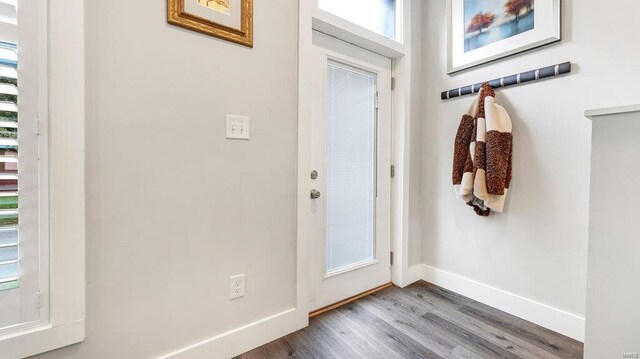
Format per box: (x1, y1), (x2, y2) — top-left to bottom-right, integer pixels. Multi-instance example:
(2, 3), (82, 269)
(168, 0), (253, 47)
(447, 0), (560, 73)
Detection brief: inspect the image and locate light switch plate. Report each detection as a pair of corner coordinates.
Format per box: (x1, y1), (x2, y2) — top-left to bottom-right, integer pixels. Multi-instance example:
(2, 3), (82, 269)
(226, 115), (250, 140)
(230, 274), (246, 300)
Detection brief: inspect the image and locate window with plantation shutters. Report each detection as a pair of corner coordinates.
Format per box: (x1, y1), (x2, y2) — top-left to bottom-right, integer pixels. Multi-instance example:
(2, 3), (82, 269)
(0, 40), (18, 293)
(0, 0), (47, 334)
(0, 0), (84, 353)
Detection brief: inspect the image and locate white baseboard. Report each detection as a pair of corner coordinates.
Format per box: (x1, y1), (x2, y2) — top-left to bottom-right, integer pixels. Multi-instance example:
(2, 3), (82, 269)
(157, 308), (299, 359)
(396, 264), (423, 288)
(419, 264), (585, 342)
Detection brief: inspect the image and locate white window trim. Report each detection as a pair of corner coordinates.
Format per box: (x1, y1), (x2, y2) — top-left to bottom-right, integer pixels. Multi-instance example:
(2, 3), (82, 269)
(0, 0), (85, 357)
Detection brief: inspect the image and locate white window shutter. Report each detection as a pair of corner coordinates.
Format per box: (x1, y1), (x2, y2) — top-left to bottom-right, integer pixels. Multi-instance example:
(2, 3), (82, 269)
(0, 0), (18, 293)
(0, 0), (45, 334)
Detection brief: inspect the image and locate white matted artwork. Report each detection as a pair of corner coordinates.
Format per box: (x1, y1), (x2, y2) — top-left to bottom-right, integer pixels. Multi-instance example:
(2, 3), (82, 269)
(185, 0), (241, 29)
(197, 0), (231, 15)
(447, 0), (560, 73)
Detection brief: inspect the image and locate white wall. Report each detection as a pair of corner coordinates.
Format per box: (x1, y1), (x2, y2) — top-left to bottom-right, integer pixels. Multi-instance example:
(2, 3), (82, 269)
(585, 109), (640, 358)
(408, 0), (423, 267)
(32, 0), (299, 358)
(420, 0), (640, 335)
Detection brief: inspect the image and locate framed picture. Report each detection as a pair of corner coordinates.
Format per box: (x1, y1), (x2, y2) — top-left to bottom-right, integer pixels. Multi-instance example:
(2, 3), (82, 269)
(168, 0), (253, 47)
(447, 0), (560, 73)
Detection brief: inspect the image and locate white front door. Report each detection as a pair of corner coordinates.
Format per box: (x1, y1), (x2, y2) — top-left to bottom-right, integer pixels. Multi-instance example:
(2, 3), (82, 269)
(309, 31), (392, 312)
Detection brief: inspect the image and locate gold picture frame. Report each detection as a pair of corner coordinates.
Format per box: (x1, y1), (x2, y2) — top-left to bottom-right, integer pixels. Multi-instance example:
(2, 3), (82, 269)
(168, 0), (253, 47)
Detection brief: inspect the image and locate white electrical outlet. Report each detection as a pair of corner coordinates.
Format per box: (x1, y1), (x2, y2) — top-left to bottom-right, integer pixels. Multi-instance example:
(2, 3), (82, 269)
(229, 274), (246, 300)
(226, 115), (250, 140)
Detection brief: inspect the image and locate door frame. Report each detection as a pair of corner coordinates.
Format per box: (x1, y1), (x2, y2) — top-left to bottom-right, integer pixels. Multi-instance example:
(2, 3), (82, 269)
(296, 0), (419, 330)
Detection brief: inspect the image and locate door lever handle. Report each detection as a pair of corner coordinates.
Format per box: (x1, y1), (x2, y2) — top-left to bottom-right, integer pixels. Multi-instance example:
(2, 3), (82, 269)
(310, 189), (321, 199)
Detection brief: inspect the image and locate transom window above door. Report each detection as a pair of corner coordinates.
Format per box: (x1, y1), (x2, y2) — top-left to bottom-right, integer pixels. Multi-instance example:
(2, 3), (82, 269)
(318, 0), (397, 40)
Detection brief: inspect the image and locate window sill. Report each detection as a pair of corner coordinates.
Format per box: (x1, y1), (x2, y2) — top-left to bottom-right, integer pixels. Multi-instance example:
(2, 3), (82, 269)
(312, 9), (405, 59)
(0, 320), (84, 359)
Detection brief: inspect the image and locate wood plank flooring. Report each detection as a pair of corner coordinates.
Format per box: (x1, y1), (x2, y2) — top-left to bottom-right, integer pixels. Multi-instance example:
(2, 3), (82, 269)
(235, 281), (583, 359)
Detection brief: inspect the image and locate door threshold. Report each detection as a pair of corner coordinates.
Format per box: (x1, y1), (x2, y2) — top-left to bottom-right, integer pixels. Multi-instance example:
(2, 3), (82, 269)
(309, 282), (394, 318)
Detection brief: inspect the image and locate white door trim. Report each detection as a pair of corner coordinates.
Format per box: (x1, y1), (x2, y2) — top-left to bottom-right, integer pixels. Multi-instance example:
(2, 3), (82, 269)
(296, 0), (417, 330)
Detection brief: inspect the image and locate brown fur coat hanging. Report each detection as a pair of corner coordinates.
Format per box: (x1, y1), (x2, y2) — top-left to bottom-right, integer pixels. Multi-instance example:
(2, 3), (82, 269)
(452, 83), (513, 216)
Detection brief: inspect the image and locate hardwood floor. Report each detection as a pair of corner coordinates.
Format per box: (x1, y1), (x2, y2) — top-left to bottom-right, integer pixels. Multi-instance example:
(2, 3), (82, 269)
(235, 281), (583, 359)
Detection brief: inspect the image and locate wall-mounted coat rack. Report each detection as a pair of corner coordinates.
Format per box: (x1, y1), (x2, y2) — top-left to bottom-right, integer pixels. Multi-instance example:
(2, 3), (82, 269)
(441, 62), (571, 100)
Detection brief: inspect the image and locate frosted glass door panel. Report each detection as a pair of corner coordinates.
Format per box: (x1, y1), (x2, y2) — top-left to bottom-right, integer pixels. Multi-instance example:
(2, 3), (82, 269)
(326, 61), (376, 274)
